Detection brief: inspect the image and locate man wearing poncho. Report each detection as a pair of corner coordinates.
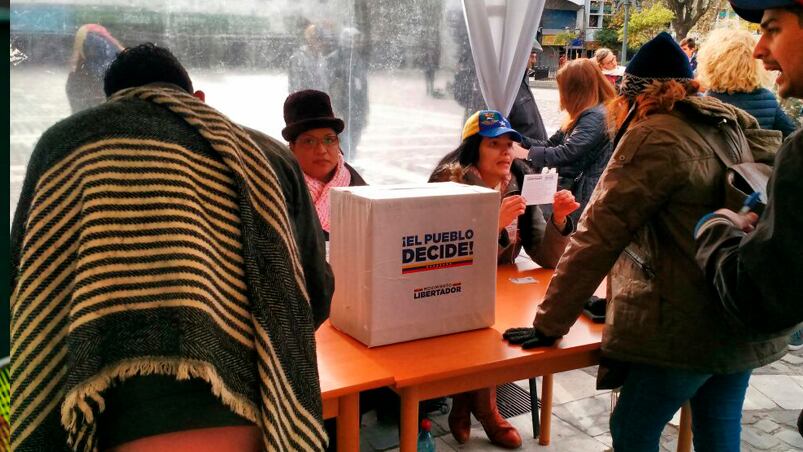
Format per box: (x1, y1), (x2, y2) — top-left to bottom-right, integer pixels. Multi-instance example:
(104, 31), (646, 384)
(10, 44), (333, 452)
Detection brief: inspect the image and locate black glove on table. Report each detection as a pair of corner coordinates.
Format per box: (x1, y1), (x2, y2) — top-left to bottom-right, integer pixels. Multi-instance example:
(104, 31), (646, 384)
(503, 327), (558, 349)
(584, 295), (607, 317)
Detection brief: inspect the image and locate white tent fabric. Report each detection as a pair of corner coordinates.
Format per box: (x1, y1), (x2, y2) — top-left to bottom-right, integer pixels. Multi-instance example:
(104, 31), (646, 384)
(462, 0), (546, 117)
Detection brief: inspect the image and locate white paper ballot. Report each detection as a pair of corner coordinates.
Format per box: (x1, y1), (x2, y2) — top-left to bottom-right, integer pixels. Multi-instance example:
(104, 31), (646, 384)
(521, 172), (558, 205)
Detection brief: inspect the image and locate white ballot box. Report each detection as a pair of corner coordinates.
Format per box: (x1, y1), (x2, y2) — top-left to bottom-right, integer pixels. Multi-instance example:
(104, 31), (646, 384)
(329, 182), (499, 347)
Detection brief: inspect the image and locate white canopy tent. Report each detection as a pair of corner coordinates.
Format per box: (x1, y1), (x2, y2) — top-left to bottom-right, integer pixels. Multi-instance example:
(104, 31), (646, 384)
(462, 0), (546, 117)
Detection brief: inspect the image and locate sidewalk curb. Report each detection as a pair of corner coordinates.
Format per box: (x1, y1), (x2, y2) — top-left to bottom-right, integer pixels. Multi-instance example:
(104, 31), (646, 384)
(529, 79), (557, 89)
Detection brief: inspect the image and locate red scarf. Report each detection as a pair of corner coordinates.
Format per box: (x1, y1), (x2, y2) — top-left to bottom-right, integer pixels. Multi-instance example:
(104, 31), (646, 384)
(304, 157), (352, 233)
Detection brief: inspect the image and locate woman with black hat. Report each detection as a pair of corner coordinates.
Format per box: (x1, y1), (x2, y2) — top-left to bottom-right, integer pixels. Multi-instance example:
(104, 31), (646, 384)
(282, 89), (367, 240)
(503, 32), (787, 451)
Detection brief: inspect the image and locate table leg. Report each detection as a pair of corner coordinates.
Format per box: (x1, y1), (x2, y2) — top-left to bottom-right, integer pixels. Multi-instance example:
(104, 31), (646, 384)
(399, 387), (420, 452)
(538, 374), (553, 446)
(677, 402), (692, 452)
(336, 393), (359, 452)
(528, 378), (540, 438)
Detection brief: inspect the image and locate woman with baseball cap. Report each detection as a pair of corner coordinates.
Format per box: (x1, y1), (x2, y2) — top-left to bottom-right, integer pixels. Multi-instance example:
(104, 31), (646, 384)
(513, 58), (616, 224)
(429, 110), (579, 448)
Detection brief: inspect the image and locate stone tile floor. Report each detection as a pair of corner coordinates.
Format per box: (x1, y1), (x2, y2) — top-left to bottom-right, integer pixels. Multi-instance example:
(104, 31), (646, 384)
(360, 349), (803, 451)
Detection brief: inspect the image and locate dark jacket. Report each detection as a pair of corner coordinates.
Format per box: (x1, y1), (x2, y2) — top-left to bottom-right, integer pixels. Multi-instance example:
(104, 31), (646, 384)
(346, 161), (368, 186)
(430, 160), (572, 268)
(508, 72), (547, 142)
(328, 46), (370, 158)
(66, 32), (121, 113)
(229, 127), (336, 326)
(245, 128), (366, 244)
(523, 104), (613, 220)
(708, 88), (797, 138)
(532, 96), (787, 373)
(453, 60), (547, 142)
(696, 128), (803, 333)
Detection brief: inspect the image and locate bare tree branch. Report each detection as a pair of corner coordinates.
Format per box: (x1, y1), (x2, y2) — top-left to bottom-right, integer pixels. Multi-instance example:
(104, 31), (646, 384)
(664, 0), (718, 37)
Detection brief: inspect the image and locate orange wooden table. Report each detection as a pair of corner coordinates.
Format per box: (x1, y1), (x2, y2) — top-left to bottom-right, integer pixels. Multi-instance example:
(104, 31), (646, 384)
(361, 259), (605, 452)
(316, 320), (394, 452)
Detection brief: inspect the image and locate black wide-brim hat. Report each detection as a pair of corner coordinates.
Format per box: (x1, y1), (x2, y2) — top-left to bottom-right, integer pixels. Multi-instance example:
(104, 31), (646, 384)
(282, 89), (345, 141)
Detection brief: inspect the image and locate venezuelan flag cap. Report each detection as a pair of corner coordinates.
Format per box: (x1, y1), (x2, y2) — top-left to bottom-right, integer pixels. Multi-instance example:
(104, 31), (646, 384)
(461, 110), (523, 143)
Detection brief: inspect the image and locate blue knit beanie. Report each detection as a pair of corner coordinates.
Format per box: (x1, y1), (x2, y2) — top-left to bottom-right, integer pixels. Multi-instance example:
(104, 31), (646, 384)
(620, 32), (693, 98)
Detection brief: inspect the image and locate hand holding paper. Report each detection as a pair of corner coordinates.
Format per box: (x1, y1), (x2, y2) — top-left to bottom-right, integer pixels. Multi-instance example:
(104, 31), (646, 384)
(552, 190), (580, 227)
(499, 195), (526, 232)
(521, 168), (558, 205)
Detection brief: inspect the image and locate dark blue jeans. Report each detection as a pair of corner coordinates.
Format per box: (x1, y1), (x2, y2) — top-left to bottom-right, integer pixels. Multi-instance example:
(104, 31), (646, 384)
(610, 363), (751, 452)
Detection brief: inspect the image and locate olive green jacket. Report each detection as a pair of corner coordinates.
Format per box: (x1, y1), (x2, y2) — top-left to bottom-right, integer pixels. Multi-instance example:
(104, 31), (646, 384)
(533, 96), (787, 373)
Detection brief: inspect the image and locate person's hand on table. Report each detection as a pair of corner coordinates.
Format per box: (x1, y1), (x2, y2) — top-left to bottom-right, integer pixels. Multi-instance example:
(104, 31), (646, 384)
(503, 327), (558, 349)
(551, 189), (579, 231)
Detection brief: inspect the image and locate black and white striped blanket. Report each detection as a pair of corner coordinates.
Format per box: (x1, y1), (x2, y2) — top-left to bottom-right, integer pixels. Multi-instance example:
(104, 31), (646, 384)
(10, 86), (326, 451)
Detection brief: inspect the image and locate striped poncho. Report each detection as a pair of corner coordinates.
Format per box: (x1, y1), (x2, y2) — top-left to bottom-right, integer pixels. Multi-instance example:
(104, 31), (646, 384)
(10, 86), (329, 451)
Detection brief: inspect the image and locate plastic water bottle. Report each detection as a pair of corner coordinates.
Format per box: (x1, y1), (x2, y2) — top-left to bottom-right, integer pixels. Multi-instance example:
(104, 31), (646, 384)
(417, 418), (436, 451)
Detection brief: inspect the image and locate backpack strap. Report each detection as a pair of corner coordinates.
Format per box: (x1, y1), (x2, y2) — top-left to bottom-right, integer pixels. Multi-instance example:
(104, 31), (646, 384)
(686, 117), (753, 168)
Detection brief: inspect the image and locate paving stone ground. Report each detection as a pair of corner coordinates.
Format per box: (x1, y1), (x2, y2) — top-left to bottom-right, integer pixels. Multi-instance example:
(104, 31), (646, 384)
(361, 349), (802, 452)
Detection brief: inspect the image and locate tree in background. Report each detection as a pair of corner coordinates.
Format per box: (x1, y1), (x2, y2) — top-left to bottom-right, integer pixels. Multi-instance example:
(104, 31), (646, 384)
(554, 30), (578, 47)
(687, 0), (725, 36)
(664, 0), (719, 38)
(618, 2), (675, 47)
(595, 11), (622, 51)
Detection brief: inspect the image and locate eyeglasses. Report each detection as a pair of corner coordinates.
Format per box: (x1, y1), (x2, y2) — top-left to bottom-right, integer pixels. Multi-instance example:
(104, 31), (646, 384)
(297, 135), (339, 148)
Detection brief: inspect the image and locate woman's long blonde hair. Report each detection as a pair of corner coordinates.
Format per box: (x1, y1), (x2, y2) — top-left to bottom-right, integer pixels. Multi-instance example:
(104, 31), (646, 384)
(557, 58), (616, 131)
(697, 27), (768, 93)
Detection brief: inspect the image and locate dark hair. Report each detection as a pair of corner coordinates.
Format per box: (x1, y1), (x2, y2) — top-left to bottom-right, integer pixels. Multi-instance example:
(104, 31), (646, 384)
(432, 134), (483, 170)
(679, 37), (696, 49)
(786, 5), (803, 26)
(103, 43), (193, 97)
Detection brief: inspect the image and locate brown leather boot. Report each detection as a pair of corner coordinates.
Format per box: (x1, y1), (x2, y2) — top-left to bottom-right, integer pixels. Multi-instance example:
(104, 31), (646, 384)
(471, 387), (522, 449)
(448, 392), (472, 444)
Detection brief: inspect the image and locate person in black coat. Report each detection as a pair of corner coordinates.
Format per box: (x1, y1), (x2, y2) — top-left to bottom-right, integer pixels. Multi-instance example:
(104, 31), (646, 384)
(514, 58), (616, 223)
(694, 3), (803, 436)
(66, 24), (123, 113)
(451, 23), (547, 138)
(507, 47), (548, 141)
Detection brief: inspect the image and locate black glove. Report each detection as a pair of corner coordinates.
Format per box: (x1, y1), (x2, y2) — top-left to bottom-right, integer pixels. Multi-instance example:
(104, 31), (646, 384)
(503, 327), (558, 349)
(584, 296), (607, 317)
